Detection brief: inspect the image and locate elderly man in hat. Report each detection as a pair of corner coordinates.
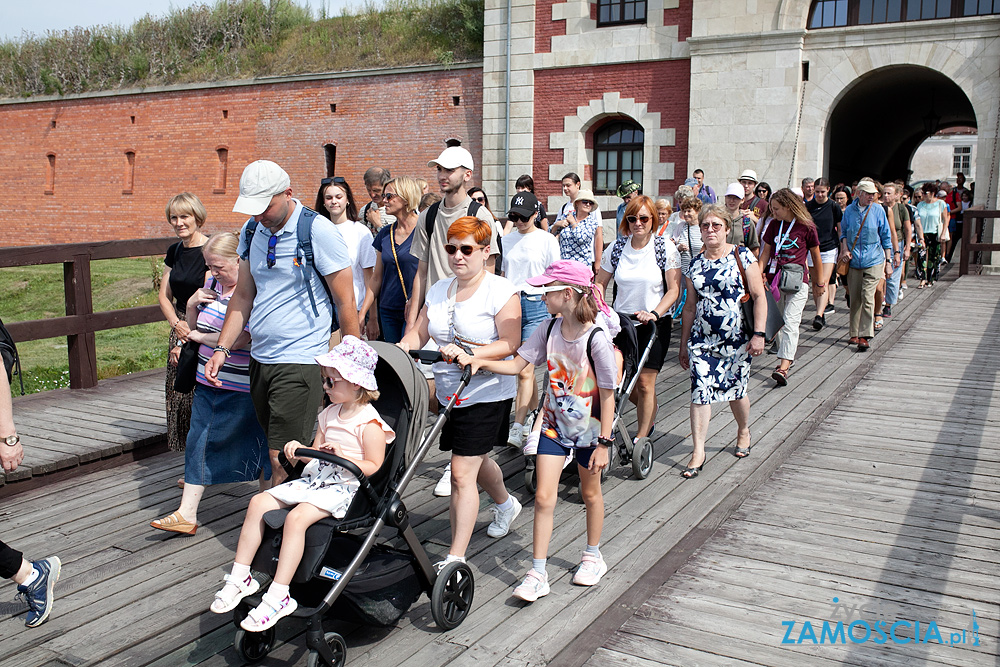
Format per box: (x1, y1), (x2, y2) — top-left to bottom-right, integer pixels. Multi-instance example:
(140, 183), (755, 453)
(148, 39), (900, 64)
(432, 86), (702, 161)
(840, 179), (893, 352)
(205, 159), (358, 484)
(615, 179), (641, 229)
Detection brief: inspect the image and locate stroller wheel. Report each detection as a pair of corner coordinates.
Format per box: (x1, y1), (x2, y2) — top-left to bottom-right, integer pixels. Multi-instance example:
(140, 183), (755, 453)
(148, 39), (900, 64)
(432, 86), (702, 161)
(234, 627), (275, 664)
(524, 468), (537, 495)
(306, 631), (347, 667)
(431, 561), (475, 630)
(631, 437), (654, 479)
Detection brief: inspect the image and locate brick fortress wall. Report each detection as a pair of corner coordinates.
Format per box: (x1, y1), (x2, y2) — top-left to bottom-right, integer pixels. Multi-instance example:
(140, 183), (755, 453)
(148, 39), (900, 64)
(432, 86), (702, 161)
(0, 65), (483, 246)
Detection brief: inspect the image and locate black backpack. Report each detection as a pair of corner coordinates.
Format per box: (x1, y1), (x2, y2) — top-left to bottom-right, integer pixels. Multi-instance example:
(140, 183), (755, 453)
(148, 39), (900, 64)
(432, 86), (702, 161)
(0, 317), (24, 395)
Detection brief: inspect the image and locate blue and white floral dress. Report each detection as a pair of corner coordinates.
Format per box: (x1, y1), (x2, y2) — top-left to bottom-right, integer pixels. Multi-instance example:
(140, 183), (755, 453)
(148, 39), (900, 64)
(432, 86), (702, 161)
(686, 246), (755, 404)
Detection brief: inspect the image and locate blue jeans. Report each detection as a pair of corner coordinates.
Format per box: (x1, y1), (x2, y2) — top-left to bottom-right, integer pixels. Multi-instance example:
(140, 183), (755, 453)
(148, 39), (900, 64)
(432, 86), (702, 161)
(521, 294), (550, 342)
(379, 309), (405, 344)
(885, 259), (903, 305)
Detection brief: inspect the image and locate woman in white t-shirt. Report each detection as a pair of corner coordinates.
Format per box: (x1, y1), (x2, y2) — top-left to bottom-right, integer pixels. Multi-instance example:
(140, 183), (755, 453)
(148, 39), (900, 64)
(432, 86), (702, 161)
(316, 177), (377, 337)
(501, 191), (560, 447)
(597, 195), (682, 442)
(398, 216), (523, 570)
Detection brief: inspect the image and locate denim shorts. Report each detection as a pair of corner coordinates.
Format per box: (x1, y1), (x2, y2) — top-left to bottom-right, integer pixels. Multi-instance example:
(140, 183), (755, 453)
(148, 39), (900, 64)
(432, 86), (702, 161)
(536, 432), (596, 468)
(521, 294), (550, 342)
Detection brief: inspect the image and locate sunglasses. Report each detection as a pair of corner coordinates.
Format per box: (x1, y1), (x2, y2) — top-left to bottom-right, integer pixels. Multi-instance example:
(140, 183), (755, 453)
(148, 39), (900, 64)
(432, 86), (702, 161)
(756, 189), (768, 195)
(382, 192), (399, 201)
(507, 212), (529, 223)
(321, 176), (347, 186)
(626, 215), (652, 225)
(322, 376), (345, 388)
(537, 284), (584, 294)
(444, 243), (485, 256)
(266, 234), (278, 269)
(577, 200), (594, 207)
(699, 222), (724, 231)
(472, 196), (486, 203)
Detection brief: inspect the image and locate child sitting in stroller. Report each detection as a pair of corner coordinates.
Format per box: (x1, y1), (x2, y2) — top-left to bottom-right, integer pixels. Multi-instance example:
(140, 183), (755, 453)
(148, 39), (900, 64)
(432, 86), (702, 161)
(209, 336), (395, 632)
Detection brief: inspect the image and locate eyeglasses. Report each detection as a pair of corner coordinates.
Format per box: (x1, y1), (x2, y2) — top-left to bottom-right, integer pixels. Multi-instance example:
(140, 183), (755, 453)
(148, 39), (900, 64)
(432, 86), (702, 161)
(699, 222), (724, 231)
(507, 213), (529, 223)
(320, 176), (347, 186)
(383, 192), (399, 201)
(626, 215), (652, 225)
(266, 234), (279, 268)
(445, 243), (485, 256)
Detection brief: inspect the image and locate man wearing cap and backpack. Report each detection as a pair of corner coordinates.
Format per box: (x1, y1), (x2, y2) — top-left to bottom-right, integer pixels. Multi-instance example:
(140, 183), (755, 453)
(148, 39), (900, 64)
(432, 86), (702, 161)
(405, 145), (501, 334)
(738, 169), (769, 223)
(205, 160), (358, 485)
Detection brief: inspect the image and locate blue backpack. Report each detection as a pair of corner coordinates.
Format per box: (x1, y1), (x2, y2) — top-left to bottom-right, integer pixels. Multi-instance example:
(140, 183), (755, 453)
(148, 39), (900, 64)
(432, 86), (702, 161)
(239, 207), (333, 318)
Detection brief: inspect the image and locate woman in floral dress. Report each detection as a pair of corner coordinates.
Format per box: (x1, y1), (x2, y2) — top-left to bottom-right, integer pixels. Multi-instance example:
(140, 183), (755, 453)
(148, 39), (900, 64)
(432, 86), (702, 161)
(678, 205), (767, 478)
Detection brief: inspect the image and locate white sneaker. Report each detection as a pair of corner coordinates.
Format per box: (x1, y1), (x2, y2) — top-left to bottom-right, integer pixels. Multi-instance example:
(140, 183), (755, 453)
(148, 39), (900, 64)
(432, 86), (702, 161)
(434, 554), (466, 574)
(210, 573), (260, 614)
(507, 422), (524, 448)
(433, 463), (452, 497)
(513, 569), (550, 602)
(487, 496), (522, 538)
(523, 430), (539, 456)
(572, 551), (608, 586)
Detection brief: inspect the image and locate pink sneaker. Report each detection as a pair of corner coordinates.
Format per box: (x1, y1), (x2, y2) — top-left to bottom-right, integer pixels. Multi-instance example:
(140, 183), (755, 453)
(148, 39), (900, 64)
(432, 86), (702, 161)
(512, 569), (550, 602)
(572, 552), (608, 586)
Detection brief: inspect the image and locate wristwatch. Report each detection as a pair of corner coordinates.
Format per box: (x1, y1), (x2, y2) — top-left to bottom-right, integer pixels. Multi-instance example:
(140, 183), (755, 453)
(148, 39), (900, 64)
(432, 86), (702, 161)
(752, 331), (766, 338)
(597, 436), (614, 447)
(3, 433), (20, 447)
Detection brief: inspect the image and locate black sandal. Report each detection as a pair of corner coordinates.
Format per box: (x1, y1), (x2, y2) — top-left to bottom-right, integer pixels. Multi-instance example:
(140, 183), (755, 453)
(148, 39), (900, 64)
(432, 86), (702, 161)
(681, 457), (705, 479)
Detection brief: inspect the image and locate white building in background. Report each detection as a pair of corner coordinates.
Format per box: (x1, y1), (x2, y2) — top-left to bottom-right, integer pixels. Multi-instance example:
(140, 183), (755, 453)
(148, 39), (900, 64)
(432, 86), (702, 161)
(910, 127), (978, 186)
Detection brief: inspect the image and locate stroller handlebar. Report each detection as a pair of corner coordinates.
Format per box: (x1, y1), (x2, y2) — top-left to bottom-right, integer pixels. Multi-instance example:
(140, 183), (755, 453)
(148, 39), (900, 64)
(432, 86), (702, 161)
(293, 448), (381, 506)
(408, 349), (473, 384)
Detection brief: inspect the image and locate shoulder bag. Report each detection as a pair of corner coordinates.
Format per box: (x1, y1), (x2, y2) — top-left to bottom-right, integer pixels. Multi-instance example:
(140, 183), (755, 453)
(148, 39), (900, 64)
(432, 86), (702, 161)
(733, 247), (783, 341)
(174, 278), (219, 394)
(836, 205), (871, 277)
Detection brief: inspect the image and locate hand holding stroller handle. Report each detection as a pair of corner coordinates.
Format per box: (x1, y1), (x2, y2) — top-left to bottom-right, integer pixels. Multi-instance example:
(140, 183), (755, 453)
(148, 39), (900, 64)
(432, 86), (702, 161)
(409, 350), (444, 364)
(293, 448), (381, 506)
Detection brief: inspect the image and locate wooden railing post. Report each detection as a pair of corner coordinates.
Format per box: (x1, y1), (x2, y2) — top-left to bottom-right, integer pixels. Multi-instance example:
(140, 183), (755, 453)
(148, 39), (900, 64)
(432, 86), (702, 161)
(65, 254), (98, 388)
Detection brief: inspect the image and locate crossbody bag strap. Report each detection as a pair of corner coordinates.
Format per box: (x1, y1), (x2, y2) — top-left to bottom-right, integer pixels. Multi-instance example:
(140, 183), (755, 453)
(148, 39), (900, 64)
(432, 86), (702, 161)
(849, 206), (871, 254)
(732, 245), (751, 302)
(390, 223), (409, 301)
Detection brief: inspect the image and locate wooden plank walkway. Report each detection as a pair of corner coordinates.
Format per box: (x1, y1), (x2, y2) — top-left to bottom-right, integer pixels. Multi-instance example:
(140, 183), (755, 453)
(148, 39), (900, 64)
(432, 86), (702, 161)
(587, 275), (999, 667)
(0, 270), (980, 666)
(1, 369), (166, 490)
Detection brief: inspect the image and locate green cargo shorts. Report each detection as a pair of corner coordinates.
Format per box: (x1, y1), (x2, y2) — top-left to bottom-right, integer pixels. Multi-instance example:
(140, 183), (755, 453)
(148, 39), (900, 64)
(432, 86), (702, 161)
(249, 359), (323, 450)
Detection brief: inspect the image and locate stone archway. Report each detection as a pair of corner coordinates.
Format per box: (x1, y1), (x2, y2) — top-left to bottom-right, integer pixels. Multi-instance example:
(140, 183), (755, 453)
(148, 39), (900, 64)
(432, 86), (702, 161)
(823, 65), (977, 185)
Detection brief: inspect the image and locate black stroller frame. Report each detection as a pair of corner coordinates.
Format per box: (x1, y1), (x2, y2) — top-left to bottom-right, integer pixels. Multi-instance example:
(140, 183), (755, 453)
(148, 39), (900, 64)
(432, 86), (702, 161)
(231, 344), (475, 667)
(524, 313), (658, 493)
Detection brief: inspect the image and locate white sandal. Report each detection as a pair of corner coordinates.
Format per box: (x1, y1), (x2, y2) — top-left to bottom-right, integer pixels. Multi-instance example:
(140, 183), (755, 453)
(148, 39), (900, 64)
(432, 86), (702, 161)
(210, 573), (259, 614)
(240, 592), (298, 632)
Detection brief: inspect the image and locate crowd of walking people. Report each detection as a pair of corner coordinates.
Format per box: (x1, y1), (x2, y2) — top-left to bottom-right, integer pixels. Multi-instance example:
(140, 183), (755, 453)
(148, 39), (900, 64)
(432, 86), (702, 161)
(4, 146), (973, 629)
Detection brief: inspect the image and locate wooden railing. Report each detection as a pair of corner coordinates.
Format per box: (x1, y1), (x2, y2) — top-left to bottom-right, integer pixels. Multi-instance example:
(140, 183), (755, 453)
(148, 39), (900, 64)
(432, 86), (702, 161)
(0, 238), (175, 389)
(958, 210), (1000, 276)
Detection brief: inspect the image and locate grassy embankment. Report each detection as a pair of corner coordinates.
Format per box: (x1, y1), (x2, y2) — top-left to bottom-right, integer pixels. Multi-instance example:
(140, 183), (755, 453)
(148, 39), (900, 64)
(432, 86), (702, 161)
(0, 0), (484, 99)
(2, 258), (168, 396)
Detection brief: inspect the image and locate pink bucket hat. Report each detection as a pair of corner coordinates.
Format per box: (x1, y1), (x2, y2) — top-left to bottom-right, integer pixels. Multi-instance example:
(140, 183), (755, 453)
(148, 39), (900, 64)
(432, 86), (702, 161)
(315, 335), (378, 390)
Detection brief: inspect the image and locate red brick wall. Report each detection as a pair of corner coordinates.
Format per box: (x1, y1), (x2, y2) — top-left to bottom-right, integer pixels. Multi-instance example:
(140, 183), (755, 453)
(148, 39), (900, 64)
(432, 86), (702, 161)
(532, 60), (691, 204)
(0, 67), (483, 246)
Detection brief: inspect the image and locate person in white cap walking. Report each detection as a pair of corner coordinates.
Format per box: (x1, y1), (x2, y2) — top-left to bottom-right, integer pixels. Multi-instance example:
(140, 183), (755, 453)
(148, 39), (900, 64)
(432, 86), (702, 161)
(205, 160), (358, 485)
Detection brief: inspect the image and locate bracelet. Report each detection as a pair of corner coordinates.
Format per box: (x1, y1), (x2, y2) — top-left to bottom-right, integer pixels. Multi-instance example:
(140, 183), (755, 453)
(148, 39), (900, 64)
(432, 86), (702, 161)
(894, 250), (901, 255)
(650, 310), (660, 320)
(214, 345), (232, 358)
(815, 284), (826, 288)
(597, 436), (614, 447)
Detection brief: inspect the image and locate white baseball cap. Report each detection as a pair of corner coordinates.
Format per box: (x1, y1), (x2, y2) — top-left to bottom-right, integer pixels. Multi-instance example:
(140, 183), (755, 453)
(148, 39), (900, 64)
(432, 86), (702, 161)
(233, 160), (291, 215)
(738, 169), (759, 183)
(725, 182), (745, 198)
(428, 146), (474, 171)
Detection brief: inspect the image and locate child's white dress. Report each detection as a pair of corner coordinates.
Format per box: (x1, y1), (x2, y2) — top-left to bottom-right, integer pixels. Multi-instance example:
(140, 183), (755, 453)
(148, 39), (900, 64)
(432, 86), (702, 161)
(266, 403), (395, 518)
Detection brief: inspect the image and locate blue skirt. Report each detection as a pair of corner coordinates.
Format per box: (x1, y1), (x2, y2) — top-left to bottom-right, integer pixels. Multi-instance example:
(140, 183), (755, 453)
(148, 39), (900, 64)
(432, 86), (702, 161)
(184, 383), (272, 485)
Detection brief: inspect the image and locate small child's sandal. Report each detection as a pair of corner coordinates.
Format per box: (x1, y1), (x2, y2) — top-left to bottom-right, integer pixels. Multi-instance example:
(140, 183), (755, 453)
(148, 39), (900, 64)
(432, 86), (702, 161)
(210, 574), (259, 614)
(240, 592), (298, 632)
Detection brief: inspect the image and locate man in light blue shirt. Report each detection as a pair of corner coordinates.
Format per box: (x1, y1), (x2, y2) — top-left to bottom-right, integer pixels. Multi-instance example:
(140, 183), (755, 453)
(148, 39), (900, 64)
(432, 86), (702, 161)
(839, 179), (892, 351)
(206, 160), (357, 483)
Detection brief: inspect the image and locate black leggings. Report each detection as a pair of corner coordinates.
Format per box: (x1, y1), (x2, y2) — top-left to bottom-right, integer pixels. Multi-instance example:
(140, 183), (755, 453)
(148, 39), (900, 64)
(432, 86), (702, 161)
(0, 538), (23, 579)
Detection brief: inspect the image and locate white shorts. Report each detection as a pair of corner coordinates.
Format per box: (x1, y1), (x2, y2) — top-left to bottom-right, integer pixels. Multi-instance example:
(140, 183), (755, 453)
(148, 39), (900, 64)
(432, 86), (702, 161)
(807, 248), (838, 268)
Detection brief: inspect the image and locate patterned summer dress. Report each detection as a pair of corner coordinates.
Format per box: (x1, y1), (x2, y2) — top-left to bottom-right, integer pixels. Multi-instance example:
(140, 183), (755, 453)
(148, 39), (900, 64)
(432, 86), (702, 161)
(686, 246), (755, 404)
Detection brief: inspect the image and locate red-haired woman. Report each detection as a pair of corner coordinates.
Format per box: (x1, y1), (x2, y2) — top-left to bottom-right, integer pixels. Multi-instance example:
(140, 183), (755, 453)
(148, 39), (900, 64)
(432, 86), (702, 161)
(398, 216), (523, 570)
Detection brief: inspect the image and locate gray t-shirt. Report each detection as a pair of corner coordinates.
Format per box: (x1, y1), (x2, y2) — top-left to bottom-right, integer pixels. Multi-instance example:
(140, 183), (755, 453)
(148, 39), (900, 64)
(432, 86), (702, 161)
(410, 196), (500, 287)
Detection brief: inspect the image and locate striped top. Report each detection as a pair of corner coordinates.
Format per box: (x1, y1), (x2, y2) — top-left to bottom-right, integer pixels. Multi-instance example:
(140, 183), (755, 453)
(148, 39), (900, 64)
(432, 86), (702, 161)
(195, 280), (252, 392)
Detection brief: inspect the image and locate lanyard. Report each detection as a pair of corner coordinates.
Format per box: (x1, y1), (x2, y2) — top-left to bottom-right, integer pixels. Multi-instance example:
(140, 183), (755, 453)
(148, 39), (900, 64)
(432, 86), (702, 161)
(770, 219), (796, 271)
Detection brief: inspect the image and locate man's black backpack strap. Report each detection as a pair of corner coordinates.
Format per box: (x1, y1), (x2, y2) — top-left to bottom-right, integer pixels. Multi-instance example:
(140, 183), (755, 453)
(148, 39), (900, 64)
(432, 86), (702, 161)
(296, 207), (336, 319)
(424, 199), (484, 244)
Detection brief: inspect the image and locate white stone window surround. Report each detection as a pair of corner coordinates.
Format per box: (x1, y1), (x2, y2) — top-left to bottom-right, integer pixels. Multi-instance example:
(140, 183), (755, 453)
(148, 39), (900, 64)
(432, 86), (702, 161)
(547, 91), (675, 211)
(542, 0), (689, 67)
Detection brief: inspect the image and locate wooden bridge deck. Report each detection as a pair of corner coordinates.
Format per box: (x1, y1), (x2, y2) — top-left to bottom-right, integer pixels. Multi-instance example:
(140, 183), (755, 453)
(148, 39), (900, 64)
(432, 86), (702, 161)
(1, 270), (994, 667)
(587, 275), (999, 667)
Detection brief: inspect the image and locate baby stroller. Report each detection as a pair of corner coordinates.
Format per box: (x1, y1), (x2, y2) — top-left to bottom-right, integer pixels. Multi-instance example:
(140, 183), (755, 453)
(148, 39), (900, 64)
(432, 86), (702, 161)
(524, 313), (656, 494)
(232, 343), (476, 666)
